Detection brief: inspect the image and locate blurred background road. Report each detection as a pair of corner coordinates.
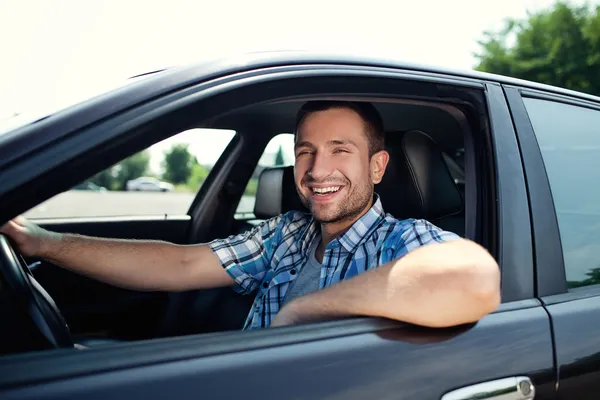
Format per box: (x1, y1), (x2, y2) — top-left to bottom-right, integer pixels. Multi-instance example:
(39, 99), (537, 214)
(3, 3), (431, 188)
(24, 191), (255, 219)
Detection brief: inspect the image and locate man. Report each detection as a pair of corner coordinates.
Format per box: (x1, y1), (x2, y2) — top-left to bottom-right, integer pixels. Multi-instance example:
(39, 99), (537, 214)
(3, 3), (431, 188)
(0, 101), (500, 330)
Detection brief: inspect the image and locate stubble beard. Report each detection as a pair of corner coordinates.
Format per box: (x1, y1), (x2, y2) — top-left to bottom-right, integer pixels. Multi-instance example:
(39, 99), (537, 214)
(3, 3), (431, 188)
(297, 174), (374, 225)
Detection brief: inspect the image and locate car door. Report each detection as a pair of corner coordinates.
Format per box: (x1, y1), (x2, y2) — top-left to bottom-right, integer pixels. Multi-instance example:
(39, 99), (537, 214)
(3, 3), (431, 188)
(506, 85), (600, 399)
(0, 56), (556, 399)
(32, 214), (190, 341)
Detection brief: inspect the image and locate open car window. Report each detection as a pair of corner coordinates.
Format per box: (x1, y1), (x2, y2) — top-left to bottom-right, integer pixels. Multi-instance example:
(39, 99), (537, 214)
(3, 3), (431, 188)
(24, 128), (235, 219)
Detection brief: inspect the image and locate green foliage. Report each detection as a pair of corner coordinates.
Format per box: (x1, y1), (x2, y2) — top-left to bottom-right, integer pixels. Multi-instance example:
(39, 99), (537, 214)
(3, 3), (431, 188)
(475, 1), (600, 95)
(568, 267), (600, 288)
(90, 169), (116, 190)
(244, 178), (259, 196)
(162, 144), (195, 185)
(187, 162), (210, 190)
(89, 151), (150, 190)
(275, 145), (285, 166)
(115, 151), (151, 190)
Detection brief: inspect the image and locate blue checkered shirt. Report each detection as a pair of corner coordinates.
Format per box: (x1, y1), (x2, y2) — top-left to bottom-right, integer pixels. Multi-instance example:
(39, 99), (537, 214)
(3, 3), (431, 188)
(208, 196), (459, 330)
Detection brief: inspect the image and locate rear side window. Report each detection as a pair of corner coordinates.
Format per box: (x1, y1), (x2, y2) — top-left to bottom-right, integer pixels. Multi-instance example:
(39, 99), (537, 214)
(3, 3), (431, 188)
(235, 133), (295, 217)
(524, 97), (600, 289)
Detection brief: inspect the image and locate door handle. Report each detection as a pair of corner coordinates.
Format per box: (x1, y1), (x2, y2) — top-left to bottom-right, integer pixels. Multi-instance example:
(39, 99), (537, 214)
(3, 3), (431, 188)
(441, 376), (535, 400)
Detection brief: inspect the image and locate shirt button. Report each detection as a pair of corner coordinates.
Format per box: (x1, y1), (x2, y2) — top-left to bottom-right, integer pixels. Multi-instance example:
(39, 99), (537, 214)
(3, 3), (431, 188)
(262, 282), (268, 288)
(290, 269), (297, 275)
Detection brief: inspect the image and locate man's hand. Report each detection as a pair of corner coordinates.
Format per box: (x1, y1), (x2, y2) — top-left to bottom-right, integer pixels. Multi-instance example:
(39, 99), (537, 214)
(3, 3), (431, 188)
(270, 304), (300, 327)
(271, 296), (347, 327)
(0, 216), (60, 257)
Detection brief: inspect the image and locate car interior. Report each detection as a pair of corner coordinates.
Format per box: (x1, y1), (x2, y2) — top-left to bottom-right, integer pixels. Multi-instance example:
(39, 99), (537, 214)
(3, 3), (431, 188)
(0, 93), (488, 355)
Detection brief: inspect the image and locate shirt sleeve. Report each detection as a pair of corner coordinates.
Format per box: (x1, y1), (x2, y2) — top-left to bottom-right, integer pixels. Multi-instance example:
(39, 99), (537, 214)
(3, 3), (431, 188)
(392, 219), (460, 260)
(208, 215), (283, 295)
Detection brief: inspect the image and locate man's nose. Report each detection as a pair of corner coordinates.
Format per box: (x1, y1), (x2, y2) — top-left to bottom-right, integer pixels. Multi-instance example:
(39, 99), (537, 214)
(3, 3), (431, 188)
(308, 152), (333, 181)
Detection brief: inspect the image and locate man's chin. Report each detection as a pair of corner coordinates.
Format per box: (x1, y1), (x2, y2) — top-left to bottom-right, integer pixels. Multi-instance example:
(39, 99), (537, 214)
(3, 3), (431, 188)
(310, 205), (351, 225)
(310, 199), (369, 225)
(309, 205), (339, 224)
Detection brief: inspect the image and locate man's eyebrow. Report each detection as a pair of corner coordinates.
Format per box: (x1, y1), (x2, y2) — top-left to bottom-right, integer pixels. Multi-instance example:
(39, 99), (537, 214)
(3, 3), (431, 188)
(294, 139), (359, 149)
(327, 139), (358, 148)
(294, 140), (314, 149)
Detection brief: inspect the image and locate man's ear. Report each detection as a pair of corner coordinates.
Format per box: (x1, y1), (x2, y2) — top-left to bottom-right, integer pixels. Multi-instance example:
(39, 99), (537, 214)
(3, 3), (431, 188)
(370, 150), (389, 184)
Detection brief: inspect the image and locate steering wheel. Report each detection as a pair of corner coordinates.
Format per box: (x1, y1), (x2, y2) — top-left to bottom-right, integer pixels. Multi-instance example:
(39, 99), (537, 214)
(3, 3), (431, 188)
(0, 235), (73, 349)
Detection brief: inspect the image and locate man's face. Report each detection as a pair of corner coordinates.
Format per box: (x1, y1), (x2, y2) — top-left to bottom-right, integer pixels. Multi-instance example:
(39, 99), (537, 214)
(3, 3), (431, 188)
(294, 107), (389, 225)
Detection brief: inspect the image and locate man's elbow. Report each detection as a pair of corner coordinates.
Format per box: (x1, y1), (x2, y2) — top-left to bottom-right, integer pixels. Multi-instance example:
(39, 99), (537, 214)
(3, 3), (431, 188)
(460, 240), (502, 319)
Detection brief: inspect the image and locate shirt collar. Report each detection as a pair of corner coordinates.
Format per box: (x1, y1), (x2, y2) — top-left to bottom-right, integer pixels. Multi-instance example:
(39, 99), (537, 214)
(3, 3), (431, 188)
(300, 194), (386, 254)
(336, 194), (386, 251)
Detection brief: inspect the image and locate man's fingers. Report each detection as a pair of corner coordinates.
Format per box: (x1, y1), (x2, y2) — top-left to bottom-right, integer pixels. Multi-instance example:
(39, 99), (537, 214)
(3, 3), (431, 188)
(1, 219), (21, 235)
(0, 221), (12, 233)
(12, 216), (26, 227)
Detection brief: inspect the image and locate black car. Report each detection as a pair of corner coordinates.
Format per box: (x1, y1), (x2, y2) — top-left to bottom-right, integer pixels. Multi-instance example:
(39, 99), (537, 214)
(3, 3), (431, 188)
(0, 52), (598, 399)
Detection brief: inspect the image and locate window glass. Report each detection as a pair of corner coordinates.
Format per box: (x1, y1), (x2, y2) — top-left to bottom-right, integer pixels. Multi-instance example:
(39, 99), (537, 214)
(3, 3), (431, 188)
(524, 97), (600, 289)
(24, 129), (236, 219)
(236, 133), (295, 217)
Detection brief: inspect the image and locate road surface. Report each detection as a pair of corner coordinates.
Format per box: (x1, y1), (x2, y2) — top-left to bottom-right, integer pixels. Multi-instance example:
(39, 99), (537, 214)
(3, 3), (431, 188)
(24, 191), (256, 219)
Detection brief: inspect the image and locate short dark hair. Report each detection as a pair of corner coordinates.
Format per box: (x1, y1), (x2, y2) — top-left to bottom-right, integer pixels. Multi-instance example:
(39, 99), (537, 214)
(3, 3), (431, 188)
(294, 101), (385, 157)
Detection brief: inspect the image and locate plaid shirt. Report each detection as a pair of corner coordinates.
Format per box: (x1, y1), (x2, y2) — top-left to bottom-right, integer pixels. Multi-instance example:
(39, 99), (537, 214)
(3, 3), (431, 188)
(208, 196), (459, 330)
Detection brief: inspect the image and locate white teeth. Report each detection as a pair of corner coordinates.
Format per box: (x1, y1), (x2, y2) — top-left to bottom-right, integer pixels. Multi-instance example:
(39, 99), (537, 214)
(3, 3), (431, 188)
(313, 186), (341, 194)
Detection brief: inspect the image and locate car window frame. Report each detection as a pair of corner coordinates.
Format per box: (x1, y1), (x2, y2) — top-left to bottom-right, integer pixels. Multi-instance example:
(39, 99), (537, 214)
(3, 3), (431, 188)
(506, 85), (600, 301)
(485, 83), (535, 302)
(503, 86), (568, 298)
(0, 67), (531, 302)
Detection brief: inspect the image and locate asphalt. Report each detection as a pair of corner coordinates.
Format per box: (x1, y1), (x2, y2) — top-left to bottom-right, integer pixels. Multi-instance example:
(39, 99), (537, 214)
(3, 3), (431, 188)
(24, 191), (255, 219)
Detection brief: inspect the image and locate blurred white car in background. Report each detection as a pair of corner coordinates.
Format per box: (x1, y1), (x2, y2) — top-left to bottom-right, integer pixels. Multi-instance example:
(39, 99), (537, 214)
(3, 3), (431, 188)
(126, 177), (174, 192)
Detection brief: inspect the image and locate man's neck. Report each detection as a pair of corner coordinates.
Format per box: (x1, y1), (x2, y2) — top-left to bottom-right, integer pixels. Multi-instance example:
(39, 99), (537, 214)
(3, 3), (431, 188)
(319, 223), (351, 247)
(318, 199), (374, 249)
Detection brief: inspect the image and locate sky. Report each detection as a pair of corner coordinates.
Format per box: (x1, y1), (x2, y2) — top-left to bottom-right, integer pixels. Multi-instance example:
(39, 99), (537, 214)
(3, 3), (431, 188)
(148, 130), (294, 173)
(0, 0), (572, 170)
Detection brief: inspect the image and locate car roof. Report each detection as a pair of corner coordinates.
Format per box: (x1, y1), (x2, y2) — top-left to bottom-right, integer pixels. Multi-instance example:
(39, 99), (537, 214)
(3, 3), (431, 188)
(176, 50), (600, 103)
(2, 50), (599, 158)
(123, 50), (600, 102)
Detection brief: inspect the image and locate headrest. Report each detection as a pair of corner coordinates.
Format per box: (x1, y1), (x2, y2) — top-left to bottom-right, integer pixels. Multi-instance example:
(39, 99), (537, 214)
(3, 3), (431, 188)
(254, 166), (308, 219)
(375, 130), (463, 221)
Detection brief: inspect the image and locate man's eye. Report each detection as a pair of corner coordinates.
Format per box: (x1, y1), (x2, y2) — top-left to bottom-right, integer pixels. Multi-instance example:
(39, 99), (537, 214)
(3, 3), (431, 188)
(333, 148), (349, 154)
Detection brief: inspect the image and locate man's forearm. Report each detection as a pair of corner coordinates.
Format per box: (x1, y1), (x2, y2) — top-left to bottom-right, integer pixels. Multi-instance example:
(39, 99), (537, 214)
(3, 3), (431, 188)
(273, 239), (501, 328)
(40, 233), (232, 292)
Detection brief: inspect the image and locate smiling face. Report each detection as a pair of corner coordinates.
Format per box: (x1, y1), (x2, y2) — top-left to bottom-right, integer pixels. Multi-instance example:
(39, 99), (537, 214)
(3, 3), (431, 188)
(294, 106), (389, 226)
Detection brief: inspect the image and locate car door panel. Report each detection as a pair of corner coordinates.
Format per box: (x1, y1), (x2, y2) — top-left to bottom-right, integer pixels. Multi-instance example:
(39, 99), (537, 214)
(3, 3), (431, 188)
(0, 304), (555, 399)
(35, 215), (190, 242)
(29, 216), (191, 340)
(543, 295), (600, 399)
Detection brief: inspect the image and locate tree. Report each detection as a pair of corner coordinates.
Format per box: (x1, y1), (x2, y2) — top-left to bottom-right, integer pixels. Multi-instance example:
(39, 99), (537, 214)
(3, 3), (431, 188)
(568, 266), (600, 288)
(87, 151), (150, 190)
(275, 145), (286, 166)
(90, 169), (116, 190)
(475, 2), (600, 95)
(162, 144), (195, 185)
(114, 151), (150, 190)
(187, 162), (210, 189)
